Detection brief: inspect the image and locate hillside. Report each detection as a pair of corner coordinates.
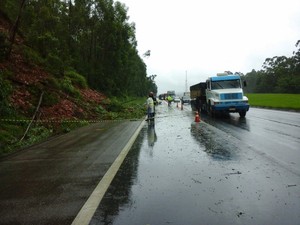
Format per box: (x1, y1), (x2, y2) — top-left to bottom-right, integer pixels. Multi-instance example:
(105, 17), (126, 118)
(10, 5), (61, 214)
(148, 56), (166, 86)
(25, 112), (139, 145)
(0, 13), (144, 156)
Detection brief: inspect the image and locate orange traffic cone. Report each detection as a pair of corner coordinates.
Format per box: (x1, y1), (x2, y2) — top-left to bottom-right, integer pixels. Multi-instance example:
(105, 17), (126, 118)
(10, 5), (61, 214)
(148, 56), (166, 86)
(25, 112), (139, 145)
(195, 111), (200, 122)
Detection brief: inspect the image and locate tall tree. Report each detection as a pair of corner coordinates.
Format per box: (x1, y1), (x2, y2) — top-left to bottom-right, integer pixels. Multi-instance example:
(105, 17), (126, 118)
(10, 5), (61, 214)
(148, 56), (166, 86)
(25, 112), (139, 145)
(2, 0), (154, 97)
(245, 40), (300, 93)
(7, 0), (26, 58)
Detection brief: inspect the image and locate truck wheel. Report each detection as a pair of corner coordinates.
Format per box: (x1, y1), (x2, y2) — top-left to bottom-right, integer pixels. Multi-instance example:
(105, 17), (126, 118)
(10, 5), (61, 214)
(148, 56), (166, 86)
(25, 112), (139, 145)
(239, 111), (246, 118)
(200, 102), (205, 114)
(207, 102), (211, 114)
(208, 102), (214, 116)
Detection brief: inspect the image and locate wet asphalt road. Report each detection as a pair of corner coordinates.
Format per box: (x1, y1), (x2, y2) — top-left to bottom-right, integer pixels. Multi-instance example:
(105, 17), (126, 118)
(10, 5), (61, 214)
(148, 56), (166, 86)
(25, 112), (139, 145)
(0, 120), (143, 225)
(90, 103), (300, 225)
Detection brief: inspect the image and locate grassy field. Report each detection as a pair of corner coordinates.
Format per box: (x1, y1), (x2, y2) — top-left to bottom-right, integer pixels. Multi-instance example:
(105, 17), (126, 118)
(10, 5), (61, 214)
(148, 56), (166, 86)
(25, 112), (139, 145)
(245, 93), (300, 111)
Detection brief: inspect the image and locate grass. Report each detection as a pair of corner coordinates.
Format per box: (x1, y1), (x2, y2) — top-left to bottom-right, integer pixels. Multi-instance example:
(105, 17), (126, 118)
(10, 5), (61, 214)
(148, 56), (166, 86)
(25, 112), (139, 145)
(0, 96), (147, 157)
(245, 93), (300, 111)
(117, 97), (147, 119)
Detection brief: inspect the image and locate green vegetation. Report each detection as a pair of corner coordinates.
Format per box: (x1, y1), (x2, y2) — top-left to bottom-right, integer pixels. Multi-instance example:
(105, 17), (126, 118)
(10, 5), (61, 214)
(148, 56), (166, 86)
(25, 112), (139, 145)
(1, 1), (299, 157)
(0, 96), (147, 157)
(1, 0), (157, 96)
(103, 97), (146, 120)
(246, 94), (300, 110)
(0, 31), (9, 60)
(65, 70), (88, 89)
(0, 70), (13, 116)
(243, 40), (300, 94)
(0, 0), (157, 156)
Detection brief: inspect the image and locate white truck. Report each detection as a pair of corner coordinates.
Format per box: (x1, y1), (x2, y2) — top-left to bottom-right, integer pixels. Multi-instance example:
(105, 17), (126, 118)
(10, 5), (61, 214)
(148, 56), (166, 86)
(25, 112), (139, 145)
(190, 72), (250, 117)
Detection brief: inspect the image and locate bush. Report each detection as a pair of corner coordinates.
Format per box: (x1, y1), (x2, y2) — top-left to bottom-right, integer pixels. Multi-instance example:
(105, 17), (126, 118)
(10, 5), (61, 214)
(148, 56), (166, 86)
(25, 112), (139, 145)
(0, 123), (25, 156)
(65, 70), (88, 88)
(22, 45), (44, 65)
(95, 105), (107, 114)
(106, 98), (124, 112)
(45, 76), (60, 89)
(26, 126), (53, 143)
(0, 70), (13, 116)
(42, 91), (59, 106)
(60, 121), (89, 133)
(0, 124), (53, 156)
(60, 77), (81, 98)
(45, 53), (64, 77)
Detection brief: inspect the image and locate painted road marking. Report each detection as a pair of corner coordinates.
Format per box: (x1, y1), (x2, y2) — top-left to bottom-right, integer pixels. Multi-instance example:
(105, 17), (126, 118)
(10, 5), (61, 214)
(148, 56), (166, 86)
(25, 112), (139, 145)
(71, 119), (145, 225)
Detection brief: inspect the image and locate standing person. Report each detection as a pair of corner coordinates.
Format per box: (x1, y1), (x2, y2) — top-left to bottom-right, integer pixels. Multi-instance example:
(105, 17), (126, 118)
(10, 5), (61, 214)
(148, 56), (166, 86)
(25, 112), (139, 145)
(167, 95), (173, 106)
(151, 92), (157, 117)
(146, 92), (154, 121)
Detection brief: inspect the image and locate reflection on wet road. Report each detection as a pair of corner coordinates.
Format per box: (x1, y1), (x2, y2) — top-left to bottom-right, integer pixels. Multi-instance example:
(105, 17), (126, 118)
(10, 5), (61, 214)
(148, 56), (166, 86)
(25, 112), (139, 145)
(191, 122), (239, 160)
(90, 104), (300, 225)
(202, 108), (300, 175)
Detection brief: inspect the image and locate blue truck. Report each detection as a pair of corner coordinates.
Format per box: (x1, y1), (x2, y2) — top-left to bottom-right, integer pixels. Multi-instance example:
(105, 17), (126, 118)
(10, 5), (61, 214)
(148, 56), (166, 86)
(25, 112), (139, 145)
(190, 72), (250, 117)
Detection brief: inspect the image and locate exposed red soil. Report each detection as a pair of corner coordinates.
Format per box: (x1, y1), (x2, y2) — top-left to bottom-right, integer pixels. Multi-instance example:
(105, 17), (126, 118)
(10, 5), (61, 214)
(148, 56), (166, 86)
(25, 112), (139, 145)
(79, 89), (107, 104)
(0, 14), (107, 121)
(39, 99), (83, 120)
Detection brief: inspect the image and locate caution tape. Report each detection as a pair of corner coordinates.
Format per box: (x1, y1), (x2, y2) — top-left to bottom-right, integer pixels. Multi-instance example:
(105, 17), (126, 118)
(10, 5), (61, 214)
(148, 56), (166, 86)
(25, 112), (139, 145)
(0, 118), (138, 124)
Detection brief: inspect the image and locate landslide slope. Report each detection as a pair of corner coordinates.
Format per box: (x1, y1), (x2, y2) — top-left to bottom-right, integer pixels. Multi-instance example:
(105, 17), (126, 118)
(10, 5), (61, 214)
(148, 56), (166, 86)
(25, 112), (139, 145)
(0, 13), (122, 156)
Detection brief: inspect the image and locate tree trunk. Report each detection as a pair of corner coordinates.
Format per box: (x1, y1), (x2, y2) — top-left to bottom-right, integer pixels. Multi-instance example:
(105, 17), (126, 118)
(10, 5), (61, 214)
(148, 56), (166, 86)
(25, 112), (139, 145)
(7, 0), (26, 59)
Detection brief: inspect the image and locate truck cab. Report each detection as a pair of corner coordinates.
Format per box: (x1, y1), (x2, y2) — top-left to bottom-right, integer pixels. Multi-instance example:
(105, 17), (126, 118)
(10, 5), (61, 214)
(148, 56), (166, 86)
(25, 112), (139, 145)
(206, 73), (249, 117)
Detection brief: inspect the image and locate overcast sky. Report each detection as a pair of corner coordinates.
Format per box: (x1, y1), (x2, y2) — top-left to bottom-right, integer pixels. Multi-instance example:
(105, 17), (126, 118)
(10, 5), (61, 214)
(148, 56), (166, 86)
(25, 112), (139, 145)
(119, 0), (300, 94)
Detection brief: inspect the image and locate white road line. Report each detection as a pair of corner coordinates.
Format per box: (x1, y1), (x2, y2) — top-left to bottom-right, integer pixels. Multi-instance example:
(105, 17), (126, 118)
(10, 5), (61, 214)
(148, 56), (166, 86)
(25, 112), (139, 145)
(71, 119), (145, 225)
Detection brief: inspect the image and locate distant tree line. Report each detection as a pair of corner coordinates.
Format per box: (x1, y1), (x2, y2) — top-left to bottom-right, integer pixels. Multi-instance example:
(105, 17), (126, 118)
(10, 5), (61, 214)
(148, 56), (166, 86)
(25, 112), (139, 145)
(243, 40), (300, 93)
(0, 0), (157, 96)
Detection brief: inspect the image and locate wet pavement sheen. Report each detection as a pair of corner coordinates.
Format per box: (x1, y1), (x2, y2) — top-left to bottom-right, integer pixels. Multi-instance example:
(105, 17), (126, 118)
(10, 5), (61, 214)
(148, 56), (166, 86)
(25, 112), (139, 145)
(90, 104), (300, 225)
(0, 120), (143, 225)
